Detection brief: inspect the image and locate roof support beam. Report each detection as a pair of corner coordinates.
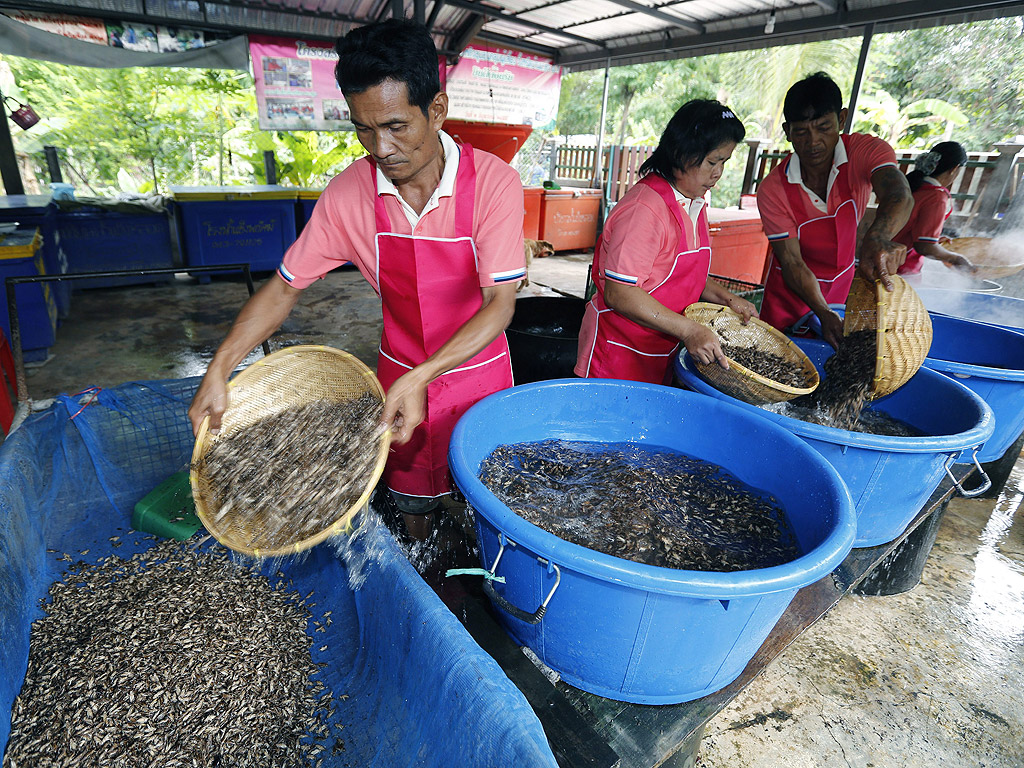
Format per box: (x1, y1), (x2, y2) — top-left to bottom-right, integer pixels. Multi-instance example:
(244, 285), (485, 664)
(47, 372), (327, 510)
(811, 0), (839, 11)
(557, 0), (1024, 68)
(426, 0), (446, 30)
(474, 30), (560, 57)
(587, 0), (703, 35)
(441, 0), (606, 47)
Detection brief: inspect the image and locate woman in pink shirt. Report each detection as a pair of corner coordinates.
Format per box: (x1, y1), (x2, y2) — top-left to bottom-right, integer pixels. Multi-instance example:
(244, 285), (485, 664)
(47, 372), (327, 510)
(895, 142), (973, 274)
(575, 100), (758, 385)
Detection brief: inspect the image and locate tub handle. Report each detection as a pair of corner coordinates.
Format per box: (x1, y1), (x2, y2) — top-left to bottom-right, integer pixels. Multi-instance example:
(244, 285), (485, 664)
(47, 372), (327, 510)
(482, 538), (561, 625)
(944, 449), (991, 498)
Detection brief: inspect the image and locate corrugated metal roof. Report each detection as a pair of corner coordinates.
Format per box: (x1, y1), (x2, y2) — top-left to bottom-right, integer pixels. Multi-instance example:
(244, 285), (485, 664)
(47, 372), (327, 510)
(1, 0), (1023, 66)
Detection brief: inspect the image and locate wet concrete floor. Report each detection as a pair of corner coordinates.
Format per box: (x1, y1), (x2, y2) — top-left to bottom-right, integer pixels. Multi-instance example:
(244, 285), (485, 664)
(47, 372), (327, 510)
(16, 253), (1024, 768)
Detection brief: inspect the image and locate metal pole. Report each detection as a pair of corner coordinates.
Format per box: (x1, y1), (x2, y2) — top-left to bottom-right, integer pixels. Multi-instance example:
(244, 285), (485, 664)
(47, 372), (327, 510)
(414, 0), (425, 25)
(593, 58), (612, 192)
(263, 151), (277, 185)
(44, 146), (63, 183)
(845, 23), (874, 135)
(0, 90), (25, 196)
(6, 279), (25, 404)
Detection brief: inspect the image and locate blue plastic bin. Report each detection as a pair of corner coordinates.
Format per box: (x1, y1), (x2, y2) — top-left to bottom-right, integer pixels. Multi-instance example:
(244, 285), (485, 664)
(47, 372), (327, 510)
(56, 206), (175, 289)
(0, 195), (69, 318)
(0, 229), (57, 362)
(922, 314), (1024, 463)
(171, 186), (298, 273)
(675, 339), (994, 548)
(449, 380), (856, 704)
(296, 189), (323, 235)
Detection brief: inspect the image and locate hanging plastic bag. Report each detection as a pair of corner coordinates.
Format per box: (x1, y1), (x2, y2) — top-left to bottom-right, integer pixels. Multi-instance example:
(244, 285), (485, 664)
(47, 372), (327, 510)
(5, 97), (39, 130)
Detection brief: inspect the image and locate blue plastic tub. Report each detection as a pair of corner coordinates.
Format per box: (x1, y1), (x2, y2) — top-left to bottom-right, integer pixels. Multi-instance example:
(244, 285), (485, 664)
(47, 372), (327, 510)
(56, 206), (175, 289)
(0, 195), (70, 317)
(0, 231), (57, 361)
(675, 339), (994, 548)
(449, 380), (856, 705)
(922, 314), (1024, 463)
(914, 288), (1024, 333)
(171, 186), (298, 273)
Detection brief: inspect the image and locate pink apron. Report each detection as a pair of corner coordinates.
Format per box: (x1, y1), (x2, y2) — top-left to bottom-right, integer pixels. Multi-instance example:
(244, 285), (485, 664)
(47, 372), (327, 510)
(579, 174), (711, 384)
(759, 157), (858, 331)
(373, 144), (513, 497)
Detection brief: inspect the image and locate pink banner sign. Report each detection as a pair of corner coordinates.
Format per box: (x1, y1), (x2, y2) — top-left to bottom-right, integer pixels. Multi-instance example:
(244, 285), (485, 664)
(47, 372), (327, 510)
(444, 45), (561, 129)
(250, 35), (350, 131)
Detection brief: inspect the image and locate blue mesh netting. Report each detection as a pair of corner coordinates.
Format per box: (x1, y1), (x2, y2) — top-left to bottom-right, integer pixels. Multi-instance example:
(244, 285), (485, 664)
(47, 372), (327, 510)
(0, 379), (558, 766)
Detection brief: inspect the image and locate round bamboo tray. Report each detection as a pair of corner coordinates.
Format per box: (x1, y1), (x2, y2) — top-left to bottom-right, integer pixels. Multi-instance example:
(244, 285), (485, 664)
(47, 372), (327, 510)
(684, 303), (819, 405)
(843, 276), (932, 398)
(191, 345), (390, 557)
(946, 237), (1024, 280)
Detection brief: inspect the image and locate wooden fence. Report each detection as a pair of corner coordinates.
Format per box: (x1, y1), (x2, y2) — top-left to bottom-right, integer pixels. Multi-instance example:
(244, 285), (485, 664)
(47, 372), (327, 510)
(550, 138), (1024, 230)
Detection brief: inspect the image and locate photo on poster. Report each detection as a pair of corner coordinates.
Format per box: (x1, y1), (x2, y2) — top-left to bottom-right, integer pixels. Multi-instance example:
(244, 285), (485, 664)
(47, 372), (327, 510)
(262, 57), (291, 87)
(286, 59), (313, 89)
(158, 26), (205, 52)
(107, 22), (158, 52)
(266, 97), (316, 123)
(322, 99), (350, 122)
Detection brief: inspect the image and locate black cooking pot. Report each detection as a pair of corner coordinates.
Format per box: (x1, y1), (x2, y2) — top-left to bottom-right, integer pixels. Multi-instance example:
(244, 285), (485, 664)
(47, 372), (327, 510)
(506, 296), (586, 384)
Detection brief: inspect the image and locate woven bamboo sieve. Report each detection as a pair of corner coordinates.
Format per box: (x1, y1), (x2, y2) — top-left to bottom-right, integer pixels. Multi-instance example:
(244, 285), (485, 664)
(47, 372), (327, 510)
(946, 237), (1024, 280)
(190, 345), (390, 557)
(843, 276), (932, 398)
(684, 303), (820, 405)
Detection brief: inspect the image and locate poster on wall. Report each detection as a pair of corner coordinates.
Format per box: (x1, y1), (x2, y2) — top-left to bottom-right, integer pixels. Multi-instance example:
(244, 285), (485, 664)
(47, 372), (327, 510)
(5, 11), (107, 44)
(444, 45), (561, 128)
(250, 35), (351, 131)
(107, 22), (159, 52)
(157, 27), (206, 52)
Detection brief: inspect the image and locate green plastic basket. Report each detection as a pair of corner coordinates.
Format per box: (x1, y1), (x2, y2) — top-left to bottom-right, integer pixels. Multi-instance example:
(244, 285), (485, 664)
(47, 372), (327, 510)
(132, 471), (202, 541)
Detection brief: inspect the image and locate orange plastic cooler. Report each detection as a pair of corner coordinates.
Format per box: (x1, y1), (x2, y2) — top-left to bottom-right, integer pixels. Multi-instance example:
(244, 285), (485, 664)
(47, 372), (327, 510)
(540, 188), (602, 251)
(707, 208), (770, 284)
(523, 186), (543, 240)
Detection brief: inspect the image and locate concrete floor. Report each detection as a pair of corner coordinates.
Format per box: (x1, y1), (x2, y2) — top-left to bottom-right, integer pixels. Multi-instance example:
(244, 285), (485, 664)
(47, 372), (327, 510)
(16, 253), (1024, 768)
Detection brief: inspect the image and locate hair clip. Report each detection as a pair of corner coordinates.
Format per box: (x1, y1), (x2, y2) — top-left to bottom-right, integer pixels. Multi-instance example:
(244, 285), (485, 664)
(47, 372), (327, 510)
(721, 110), (735, 119)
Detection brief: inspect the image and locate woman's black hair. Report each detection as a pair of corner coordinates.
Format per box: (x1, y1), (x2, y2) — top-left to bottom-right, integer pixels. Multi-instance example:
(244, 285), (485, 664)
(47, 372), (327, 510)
(334, 19), (441, 115)
(783, 72), (844, 124)
(906, 141), (968, 192)
(639, 99), (746, 181)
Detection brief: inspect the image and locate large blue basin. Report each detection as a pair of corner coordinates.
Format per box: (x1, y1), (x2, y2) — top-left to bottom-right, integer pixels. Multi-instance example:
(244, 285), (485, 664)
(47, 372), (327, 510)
(675, 338), (994, 548)
(923, 314), (1024, 463)
(449, 380), (856, 705)
(914, 288), (1024, 333)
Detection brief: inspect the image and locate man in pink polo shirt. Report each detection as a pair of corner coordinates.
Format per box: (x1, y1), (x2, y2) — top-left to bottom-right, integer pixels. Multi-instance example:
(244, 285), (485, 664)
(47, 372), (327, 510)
(757, 72), (914, 348)
(188, 19), (525, 540)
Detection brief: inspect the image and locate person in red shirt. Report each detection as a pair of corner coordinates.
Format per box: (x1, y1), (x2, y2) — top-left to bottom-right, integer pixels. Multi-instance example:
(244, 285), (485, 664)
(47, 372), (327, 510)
(757, 72), (914, 348)
(188, 20), (525, 540)
(575, 99), (758, 384)
(895, 141), (973, 275)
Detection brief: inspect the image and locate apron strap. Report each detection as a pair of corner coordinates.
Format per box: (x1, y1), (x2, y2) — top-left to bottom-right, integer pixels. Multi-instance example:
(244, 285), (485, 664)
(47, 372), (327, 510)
(370, 136), (474, 236)
(637, 173), (696, 255)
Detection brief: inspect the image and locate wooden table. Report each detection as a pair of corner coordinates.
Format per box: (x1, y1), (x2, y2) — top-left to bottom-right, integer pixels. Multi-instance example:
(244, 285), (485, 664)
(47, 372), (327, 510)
(453, 466), (975, 768)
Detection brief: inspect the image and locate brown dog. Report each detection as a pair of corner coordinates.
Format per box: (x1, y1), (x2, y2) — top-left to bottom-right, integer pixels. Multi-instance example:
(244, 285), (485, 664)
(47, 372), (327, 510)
(520, 238), (555, 291)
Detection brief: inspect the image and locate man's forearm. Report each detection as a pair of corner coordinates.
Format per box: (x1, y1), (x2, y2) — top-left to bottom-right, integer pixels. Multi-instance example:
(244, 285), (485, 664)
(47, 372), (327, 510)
(865, 166), (913, 241)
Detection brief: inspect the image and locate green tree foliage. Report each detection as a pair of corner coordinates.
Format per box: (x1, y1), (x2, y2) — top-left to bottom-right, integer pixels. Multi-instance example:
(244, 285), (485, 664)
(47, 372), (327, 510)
(872, 18), (1024, 150)
(2, 56), (365, 194)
